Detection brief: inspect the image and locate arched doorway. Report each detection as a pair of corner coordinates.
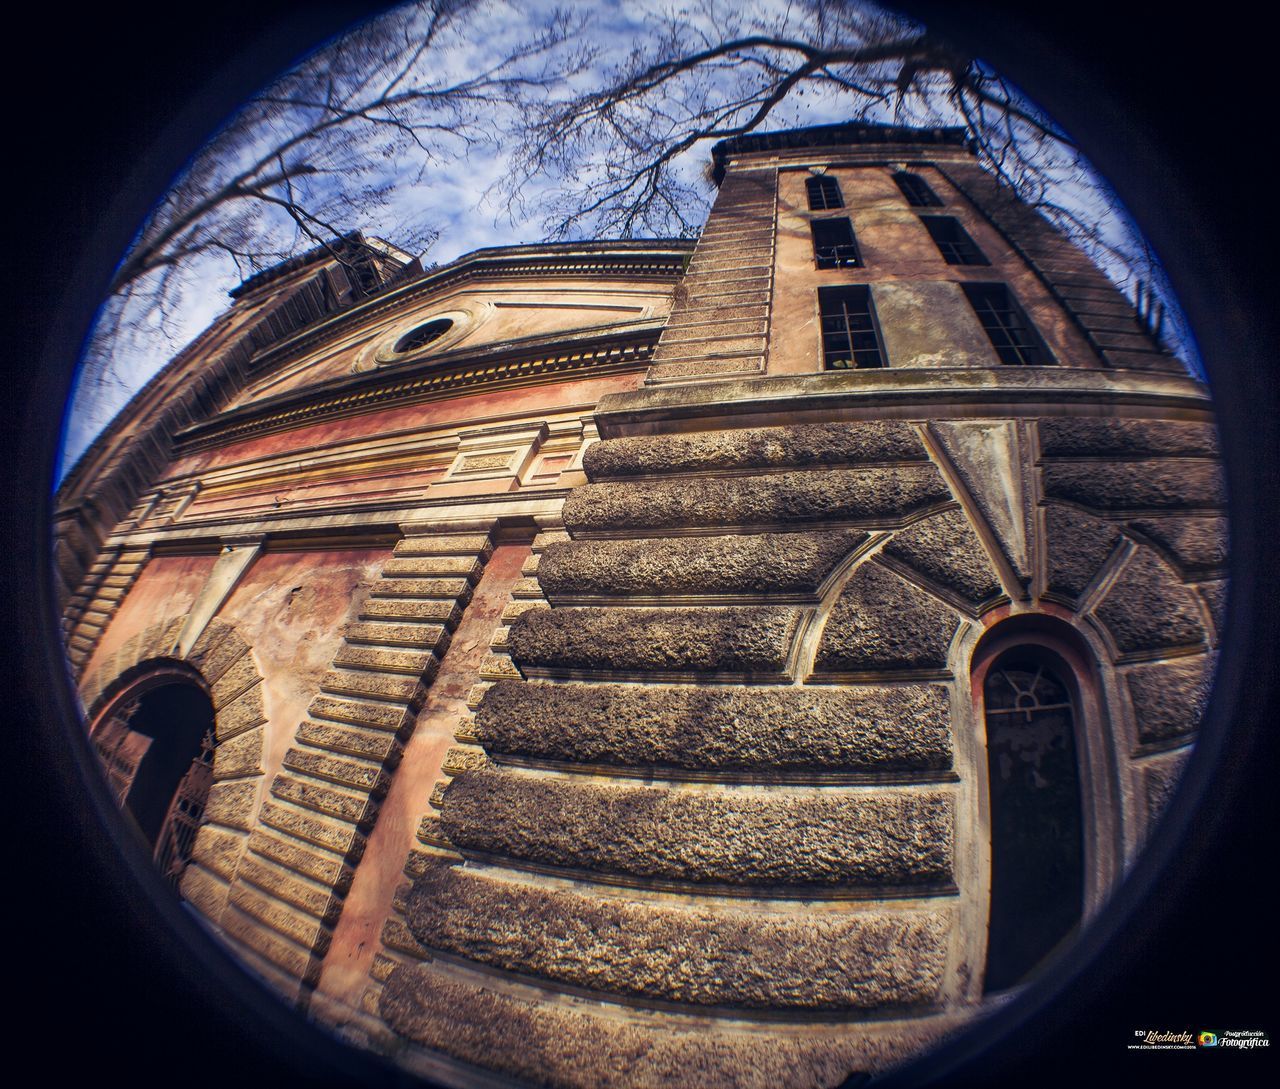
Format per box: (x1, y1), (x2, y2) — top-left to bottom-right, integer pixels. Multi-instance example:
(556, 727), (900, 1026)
(980, 648), (1085, 992)
(91, 671), (216, 888)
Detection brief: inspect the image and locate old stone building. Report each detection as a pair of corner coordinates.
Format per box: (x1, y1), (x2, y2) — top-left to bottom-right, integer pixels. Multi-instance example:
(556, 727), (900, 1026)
(54, 123), (1224, 1086)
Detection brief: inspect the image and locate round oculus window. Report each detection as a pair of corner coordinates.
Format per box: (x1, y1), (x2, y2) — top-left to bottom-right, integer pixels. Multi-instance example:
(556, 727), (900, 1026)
(394, 318), (453, 354)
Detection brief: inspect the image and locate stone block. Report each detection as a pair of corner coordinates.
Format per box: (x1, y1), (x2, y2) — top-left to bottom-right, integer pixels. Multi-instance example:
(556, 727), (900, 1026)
(214, 682), (267, 742)
(283, 748), (389, 795)
(318, 669), (428, 704)
(368, 577), (471, 599)
(205, 779), (261, 831)
(344, 621), (450, 650)
(442, 767), (953, 888)
(229, 882), (331, 954)
(271, 772), (377, 826)
(881, 508), (1001, 606)
(582, 423), (928, 480)
(474, 679), (952, 772)
(259, 800), (363, 858)
(564, 466), (949, 535)
(1095, 546), (1206, 654)
(309, 694), (414, 733)
(332, 645), (439, 676)
(538, 531), (866, 599)
(1044, 505), (1123, 601)
(237, 853), (342, 923)
(190, 825), (247, 882)
(1041, 461), (1225, 512)
(1129, 516), (1228, 575)
(815, 562), (959, 673)
(212, 726), (264, 780)
(1039, 418), (1219, 458)
(248, 829), (351, 891)
(508, 605), (799, 675)
(1126, 655), (1215, 744)
(360, 599), (464, 628)
(381, 963), (952, 1089)
(404, 860), (949, 1009)
(383, 556), (484, 581)
(211, 653), (262, 709)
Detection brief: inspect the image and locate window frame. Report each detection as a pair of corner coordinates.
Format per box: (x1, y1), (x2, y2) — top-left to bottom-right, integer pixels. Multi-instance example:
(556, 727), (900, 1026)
(817, 284), (887, 370)
(893, 170), (944, 207)
(920, 215), (990, 266)
(962, 282), (1054, 365)
(809, 216), (863, 270)
(805, 174), (844, 210)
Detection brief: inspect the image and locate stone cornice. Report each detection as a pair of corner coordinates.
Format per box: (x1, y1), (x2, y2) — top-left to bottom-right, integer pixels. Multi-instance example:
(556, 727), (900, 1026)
(594, 368), (1216, 438)
(175, 323), (663, 454)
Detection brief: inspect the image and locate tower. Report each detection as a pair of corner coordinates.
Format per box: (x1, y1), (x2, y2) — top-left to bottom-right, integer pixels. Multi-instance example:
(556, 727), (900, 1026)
(57, 123), (1224, 1084)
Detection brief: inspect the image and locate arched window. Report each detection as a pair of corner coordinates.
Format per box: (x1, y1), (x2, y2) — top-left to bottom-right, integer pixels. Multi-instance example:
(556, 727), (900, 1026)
(91, 675), (216, 889)
(981, 648), (1085, 992)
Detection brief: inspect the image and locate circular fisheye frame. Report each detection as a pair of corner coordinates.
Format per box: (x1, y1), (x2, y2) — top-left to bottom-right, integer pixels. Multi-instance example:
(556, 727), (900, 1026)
(38, 3), (1266, 1089)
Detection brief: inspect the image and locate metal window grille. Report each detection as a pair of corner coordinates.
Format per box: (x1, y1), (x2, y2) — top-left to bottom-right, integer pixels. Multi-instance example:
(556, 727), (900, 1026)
(893, 171), (943, 207)
(921, 216), (989, 266)
(819, 285), (885, 369)
(810, 218), (862, 269)
(154, 729), (216, 889)
(806, 175), (843, 210)
(963, 283), (1051, 365)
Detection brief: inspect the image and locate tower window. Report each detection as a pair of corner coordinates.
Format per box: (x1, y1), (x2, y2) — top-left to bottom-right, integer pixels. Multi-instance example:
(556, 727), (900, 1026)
(806, 174), (844, 210)
(963, 283), (1052, 365)
(893, 171), (943, 207)
(921, 216), (989, 266)
(811, 218), (862, 269)
(819, 285), (885, 369)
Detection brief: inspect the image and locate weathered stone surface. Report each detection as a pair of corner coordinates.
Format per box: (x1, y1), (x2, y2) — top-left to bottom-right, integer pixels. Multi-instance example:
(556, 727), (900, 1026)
(1130, 516), (1229, 574)
(442, 768), (953, 888)
(1095, 547), (1206, 654)
(929, 420), (1030, 579)
(815, 563), (958, 673)
(271, 772), (377, 826)
(1126, 655), (1215, 744)
(647, 358), (763, 381)
(381, 965), (951, 1089)
(180, 864), (229, 925)
(186, 622), (248, 684)
(1039, 418), (1219, 458)
(220, 908), (318, 984)
(361, 598), (464, 627)
(282, 748), (389, 795)
(584, 422), (927, 480)
(539, 531), (866, 599)
(205, 779), (261, 830)
(565, 466), (950, 535)
(211, 653), (262, 709)
(368, 576), (471, 599)
(309, 694), (413, 733)
(474, 680), (952, 772)
(1044, 505), (1122, 600)
(404, 861), (948, 1009)
(881, 509), (1001, 606)
(508, 606), (799, 674)
(214, 682), (267, 741)
(383, 556), (484, 580)
(248, 829), (351, 891)
(344, 621), (449, 649)
(237, 854), (341, 922)
(295, 720), (402, 763)
(190, 824), (246, 882)
(1200, 580), (1228, 634)
(1142, 749), (1191, 824)
(393, 534), (492, 556)
(1041, 461), (1225, 511)
(229, 882), (331, 952)
(259, 800), (362, 857)
(213, 725), (264, 780)
(332, 645), (439, 676)
(319, 668), (428, 704)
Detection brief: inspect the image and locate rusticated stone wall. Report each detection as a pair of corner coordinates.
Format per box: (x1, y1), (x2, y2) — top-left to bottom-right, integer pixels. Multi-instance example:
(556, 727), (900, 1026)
(377, 408), (1223, 1086)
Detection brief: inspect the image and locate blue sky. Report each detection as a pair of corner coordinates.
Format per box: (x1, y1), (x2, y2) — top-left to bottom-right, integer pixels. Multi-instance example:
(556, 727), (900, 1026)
(59, 0), (1196, 480)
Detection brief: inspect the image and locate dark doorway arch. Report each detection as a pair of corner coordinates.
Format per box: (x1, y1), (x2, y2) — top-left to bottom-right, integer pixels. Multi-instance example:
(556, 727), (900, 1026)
(92, 673), (217, 888)
(980, 647), (1086, 992)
